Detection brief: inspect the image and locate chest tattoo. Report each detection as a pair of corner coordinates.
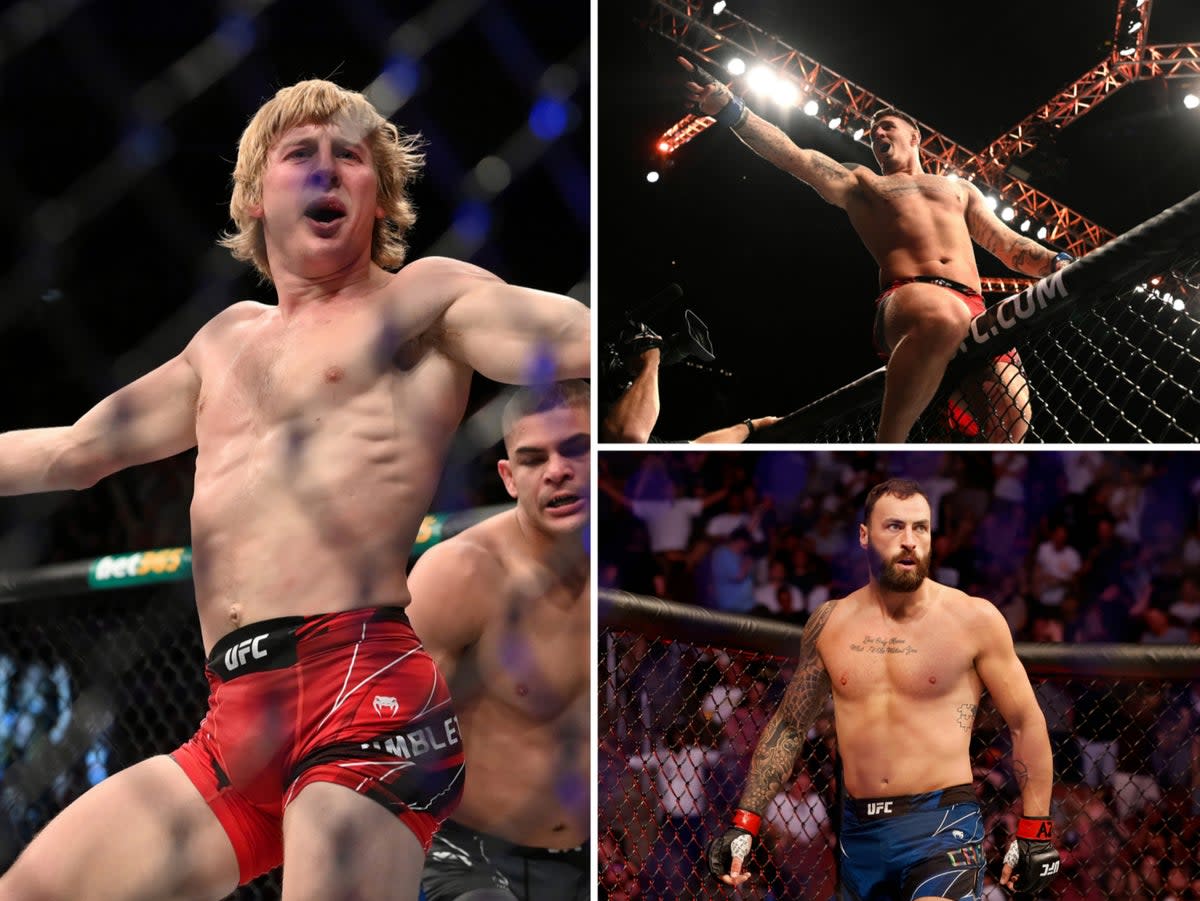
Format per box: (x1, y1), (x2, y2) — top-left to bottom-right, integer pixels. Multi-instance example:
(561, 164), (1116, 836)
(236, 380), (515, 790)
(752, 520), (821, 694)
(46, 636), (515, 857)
(849, 635), (918, 655)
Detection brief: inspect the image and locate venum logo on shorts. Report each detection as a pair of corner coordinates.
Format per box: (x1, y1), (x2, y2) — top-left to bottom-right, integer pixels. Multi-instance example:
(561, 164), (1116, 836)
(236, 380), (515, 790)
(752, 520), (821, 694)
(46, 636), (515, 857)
(373, 695), (400, 717)
(865, 801), (893, 816)
(224, 634), (269, 671)
(361, 715), (462, 760)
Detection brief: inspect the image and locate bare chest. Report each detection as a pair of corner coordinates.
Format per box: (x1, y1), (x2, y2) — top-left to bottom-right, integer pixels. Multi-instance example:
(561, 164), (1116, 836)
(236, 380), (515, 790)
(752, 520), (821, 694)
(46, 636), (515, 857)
(471, 582), (590, 723)
(195, 306), (445, 437)
(823, 621), (976, 703)
(861, 174), (966, 219)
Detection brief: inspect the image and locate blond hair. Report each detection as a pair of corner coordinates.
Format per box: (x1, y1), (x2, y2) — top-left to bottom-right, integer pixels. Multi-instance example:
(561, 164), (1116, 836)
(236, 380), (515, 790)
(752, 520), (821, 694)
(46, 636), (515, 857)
(219, 79), (424, 282)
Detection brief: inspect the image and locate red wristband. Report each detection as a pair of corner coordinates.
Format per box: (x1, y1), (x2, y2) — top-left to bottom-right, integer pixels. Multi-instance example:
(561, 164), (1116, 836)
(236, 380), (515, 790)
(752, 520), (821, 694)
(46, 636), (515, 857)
(732, 809), (761, 836)
(1016, 816), (1053, 841)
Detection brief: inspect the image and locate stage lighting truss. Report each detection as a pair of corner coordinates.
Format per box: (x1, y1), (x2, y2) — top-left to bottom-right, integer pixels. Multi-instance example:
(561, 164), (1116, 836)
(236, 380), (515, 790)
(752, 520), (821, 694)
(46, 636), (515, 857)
(646, 0), (1200, 259)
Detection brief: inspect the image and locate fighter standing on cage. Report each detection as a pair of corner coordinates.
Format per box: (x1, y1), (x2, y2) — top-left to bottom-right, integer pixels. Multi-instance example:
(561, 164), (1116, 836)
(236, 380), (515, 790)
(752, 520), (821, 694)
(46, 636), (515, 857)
(679, 59), (1073, 443)
(407, 381), (590, 901)
(0, 79), (588, 901)
(706, 478), (1060, 899)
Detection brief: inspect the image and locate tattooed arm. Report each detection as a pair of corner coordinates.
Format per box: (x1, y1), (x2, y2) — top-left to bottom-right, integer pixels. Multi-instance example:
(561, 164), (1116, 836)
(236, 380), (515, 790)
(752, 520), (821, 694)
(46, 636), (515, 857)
(735, 600), (836, 814)
(678, 57), (859, 209)
(964, 182), (1061, 277)
(973, 597), (1053, 816)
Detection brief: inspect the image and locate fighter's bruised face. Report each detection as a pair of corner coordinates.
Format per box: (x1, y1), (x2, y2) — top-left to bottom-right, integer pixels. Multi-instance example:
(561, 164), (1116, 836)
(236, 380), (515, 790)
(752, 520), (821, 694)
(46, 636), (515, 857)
(859, 492), (932, 592)
(498, 403), (590, 535)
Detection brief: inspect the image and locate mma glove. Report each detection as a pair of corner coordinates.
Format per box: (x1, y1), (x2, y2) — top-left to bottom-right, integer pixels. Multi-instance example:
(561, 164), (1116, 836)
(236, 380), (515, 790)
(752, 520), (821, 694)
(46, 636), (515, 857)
(706, 808), (759, 878)
(1003, 816), (1060, 894)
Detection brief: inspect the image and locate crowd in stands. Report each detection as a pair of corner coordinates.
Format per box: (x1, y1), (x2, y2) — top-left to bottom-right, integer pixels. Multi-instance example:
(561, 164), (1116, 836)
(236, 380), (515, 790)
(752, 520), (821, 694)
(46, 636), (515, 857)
(599, 450), (1200, 901)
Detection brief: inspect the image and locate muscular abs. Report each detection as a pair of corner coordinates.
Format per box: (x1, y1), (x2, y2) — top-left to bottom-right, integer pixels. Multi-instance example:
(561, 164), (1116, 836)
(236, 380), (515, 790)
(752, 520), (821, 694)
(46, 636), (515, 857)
(188, 298), (470, 653)
(821, 589), (981, 796)
(845, 172), (982, 290)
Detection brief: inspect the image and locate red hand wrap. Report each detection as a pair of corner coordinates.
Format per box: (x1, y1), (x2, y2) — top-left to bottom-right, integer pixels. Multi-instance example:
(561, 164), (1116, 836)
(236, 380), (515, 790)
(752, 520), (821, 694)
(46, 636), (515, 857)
(732, 809), (761, 836)
(1016, 816), (1053, 841)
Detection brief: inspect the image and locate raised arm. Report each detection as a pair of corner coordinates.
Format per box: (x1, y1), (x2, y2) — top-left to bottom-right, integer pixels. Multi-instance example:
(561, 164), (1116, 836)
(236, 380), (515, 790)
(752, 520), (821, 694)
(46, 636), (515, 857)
(0, 351), (200, 496)
(406, 256), (588, 385)
(964, 182), (1070, 277)
(707, 600), (836, 886)
(680, 58), (859, 209)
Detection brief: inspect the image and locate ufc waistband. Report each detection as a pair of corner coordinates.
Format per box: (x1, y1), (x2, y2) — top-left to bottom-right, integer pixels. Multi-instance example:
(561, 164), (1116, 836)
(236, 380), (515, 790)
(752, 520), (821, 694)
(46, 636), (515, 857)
(207, 606), (412, 681)
(882, 276), (982, 298)
(848, 784), (977, 819)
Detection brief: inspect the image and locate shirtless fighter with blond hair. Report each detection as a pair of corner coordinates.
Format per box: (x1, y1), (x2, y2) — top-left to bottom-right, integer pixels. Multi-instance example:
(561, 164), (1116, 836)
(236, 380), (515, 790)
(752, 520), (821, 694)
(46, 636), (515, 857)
(408, 381), (590, 900)
(681, 60), (1073, 443)
(707, 479), (1061, 901)
(0, 79), (588, 901)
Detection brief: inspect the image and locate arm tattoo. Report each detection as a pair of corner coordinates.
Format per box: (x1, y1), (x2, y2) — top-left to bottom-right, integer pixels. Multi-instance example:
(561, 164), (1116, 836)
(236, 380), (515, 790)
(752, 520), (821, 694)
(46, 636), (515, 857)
(732, 118), (850, 189)
(738, 601), (835, 813)
(1012, 758), (1030, 791)
(1009, 238), (1055, 276)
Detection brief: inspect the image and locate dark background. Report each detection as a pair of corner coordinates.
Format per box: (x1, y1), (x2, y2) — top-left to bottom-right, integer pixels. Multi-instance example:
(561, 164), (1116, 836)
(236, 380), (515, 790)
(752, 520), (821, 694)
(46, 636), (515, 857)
(0, 0), (589, 568)
(599, 0), (1200, 439)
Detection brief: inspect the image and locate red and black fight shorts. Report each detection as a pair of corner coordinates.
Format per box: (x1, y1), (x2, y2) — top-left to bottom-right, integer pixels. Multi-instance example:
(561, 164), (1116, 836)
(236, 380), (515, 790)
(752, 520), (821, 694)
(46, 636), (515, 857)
(170, 606), (465, 885)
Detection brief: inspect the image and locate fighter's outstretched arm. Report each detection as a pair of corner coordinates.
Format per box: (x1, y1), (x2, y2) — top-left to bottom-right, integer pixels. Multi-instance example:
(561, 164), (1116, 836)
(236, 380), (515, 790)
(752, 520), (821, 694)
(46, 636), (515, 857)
(409, 256), (589, 384)
(0, 352), (200, 496)
(965, 182), (1071, 277)
(679, 58), (859, 208)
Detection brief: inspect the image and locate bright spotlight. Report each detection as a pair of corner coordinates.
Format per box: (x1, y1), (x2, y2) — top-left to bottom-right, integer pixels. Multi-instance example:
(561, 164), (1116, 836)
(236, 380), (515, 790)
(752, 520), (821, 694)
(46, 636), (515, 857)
(656, 140), (670, 153)
(1037, 226), (1048, 240)
(985, 195), (999, 212)
(747, 65), (777, 96)
(727, 57), (746, 76)
(853, 127), (865, 141)
(713, 1), (727, 13)
(1001, 207), (1015, 222)
(773, 81), (800, 108)
(803, 99), (819, 116)
(946, 173), (959, 181)
(646, 171), (660, 183)
(1174, 298), (1186, 311)
(1020, 219), (1031, 233)
(828, 116), (842, 130)
(1185, 93), (1199, 110)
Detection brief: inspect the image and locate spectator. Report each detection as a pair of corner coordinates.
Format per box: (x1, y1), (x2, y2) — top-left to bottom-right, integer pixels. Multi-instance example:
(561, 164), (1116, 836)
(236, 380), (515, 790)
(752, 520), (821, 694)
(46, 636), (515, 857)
(1033, 524), (1082, 611)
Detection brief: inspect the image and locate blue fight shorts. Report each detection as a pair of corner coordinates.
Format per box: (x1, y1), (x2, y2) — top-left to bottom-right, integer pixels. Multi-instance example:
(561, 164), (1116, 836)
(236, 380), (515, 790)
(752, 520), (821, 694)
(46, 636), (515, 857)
(838, 784), (984, 901)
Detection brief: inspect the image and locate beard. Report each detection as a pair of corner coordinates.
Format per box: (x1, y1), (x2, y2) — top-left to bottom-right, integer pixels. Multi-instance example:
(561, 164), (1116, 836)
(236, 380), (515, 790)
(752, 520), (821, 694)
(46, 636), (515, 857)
(866, 545), (930, 592)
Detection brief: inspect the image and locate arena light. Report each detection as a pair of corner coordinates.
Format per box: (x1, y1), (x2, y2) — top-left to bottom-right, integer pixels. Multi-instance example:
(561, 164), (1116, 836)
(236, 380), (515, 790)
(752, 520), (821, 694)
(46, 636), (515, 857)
(773, 80), (800, 108)
(946, 172), (959, 181)
(1020, 219), (1032, 233)
(1185, 93), (1199, 110)
(853, 127), (866, 141)
(712, 0), (727, 14)
(646, 171), (660, 183)
(656, 140), (670, 153)
(1001, 207), (1015, 222)
(803, 99), (819, 116)
(1174, 298), (1186, 311)
(828, 116), (842, 130)
(985, 195), (999, 212)
(726, 57), (746, 76)
(747, 65), (777, 96)
(1037, 226), (1048, 240)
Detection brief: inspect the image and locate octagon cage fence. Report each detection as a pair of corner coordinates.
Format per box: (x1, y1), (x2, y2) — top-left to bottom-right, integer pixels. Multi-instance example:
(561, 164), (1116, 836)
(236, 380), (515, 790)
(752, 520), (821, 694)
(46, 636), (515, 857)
(599, 589), (1200, 901)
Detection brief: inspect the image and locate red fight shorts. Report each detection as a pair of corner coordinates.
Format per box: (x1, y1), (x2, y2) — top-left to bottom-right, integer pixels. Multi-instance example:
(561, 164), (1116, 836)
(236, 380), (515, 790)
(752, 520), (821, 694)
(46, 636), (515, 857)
(873, 276), (1020, 436)
(170, 606), (465, 885)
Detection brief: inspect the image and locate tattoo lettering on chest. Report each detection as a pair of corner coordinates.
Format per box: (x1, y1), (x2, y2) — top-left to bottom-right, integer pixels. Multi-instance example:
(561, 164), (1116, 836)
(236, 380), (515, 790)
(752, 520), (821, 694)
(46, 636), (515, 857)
(848, 636), (918, 655)
(956, 703), (978, 731)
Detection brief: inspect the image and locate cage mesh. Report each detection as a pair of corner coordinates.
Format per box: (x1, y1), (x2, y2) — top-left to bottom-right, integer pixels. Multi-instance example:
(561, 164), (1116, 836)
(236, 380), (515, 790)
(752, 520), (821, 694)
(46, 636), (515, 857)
(0, 587), (280, 900)
(766, 253), (1200, 443)
(600, 626), (1200, 901)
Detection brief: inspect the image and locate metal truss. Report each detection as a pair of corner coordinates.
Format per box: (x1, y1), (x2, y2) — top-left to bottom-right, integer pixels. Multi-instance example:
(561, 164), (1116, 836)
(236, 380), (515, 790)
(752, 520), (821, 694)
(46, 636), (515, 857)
(647, 0), (1198, 257)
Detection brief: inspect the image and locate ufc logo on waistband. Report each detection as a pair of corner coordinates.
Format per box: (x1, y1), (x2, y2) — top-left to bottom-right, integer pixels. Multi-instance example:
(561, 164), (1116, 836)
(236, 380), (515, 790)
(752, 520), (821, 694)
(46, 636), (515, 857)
(224, 635), (269, 670)
(866, 801), (893, 815)
(1041, 861), (1060, 878)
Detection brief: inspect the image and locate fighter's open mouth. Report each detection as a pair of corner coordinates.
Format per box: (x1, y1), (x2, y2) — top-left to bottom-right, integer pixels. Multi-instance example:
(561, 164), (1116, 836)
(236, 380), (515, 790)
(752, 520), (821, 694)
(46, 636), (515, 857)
(547, 495), (580, 509)
(305, 199), (346, 223)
